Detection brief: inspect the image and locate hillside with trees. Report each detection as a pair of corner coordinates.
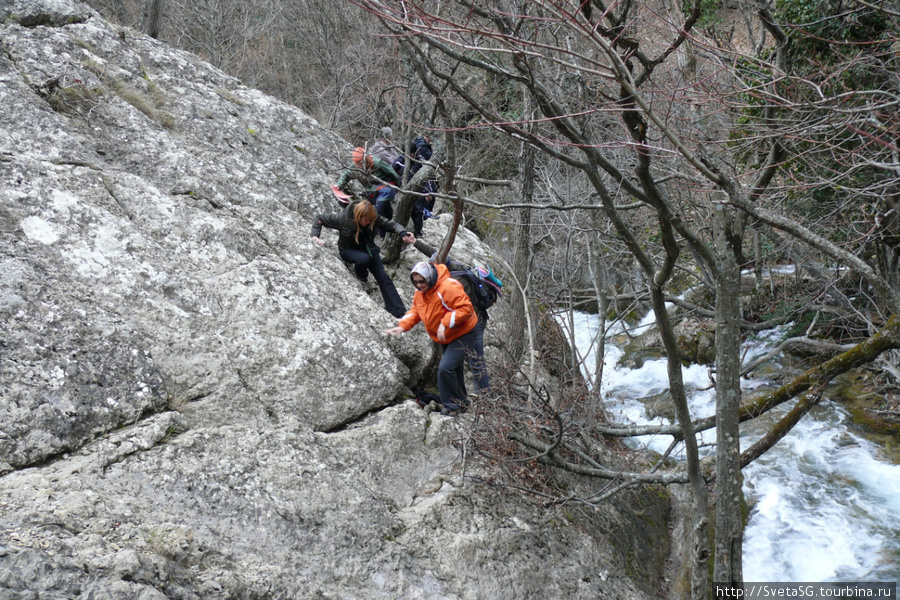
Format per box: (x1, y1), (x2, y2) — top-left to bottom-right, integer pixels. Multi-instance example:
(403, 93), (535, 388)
(20, 0), (900, 597)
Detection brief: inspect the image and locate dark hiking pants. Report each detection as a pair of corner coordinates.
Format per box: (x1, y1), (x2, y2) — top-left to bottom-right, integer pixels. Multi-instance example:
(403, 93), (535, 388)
(438, 328), (486, 411)
(340, 247), (405, 318)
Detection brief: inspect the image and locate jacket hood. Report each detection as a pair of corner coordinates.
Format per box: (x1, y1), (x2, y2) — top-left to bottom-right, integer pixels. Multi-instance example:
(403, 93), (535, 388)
(410, 262), (438, 289)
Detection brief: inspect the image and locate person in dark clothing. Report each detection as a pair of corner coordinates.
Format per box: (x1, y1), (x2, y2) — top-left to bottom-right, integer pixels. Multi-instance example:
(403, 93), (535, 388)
(311, 200), (415, 318)
(408, 134), (439, 238)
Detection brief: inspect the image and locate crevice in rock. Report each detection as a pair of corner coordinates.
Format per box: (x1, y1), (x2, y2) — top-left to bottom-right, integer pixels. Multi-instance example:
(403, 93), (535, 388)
(51, 158), (101, 170)
(171, 189), (223, 210)
(178, 390), (211, 406)
(237, 368), (279, 424)
(319, 396), (410, 434)
(102, 175), (136, 221)
(5, 13), (90, 29)
(1, 409), (187, 477)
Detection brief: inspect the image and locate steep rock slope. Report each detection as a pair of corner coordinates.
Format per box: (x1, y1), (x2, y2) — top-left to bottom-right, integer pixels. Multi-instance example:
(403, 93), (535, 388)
(0, 1), (667, 598)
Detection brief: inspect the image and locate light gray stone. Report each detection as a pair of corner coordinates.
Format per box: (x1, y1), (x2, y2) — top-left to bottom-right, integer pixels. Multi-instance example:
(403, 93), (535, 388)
(0, 2), (668, 598)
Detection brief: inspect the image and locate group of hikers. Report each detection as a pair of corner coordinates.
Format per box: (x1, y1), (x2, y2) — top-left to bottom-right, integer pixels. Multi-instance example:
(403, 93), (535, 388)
(311, 128), (491, 416)
(333, 127), (438, 238)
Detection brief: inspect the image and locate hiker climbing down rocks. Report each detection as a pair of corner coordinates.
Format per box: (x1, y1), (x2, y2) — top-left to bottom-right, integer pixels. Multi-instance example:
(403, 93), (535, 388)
(410, 239), (496, 394)
(408, 133), (438, 238)
(385, 261), (484, 415)
(368, 126), (402, 174)
(311, 199), (415, 318)
(335, 146), (401, 221)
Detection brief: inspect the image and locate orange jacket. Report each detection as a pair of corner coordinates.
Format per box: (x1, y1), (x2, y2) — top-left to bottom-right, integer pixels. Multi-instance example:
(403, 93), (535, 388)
(397, 264), (478, 344)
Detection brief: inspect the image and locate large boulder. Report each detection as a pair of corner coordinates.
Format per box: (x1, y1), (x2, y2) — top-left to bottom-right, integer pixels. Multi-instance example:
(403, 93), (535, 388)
(0, 1), (668, 597)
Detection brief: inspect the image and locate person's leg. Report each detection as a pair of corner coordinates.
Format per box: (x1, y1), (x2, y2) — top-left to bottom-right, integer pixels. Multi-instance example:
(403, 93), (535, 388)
(467, 319), (490, 392)
(375, 187), (395, 222)
(339, 248), (372, 281)
(365, 248), (406, 318)
(411, 197), (425, 237)
(375, 199), (392, 221)
(455, 359), (468, 408)
(437, 341), (467, 412)
(437, 330), (478, 411)
(423, 182), (437, 218)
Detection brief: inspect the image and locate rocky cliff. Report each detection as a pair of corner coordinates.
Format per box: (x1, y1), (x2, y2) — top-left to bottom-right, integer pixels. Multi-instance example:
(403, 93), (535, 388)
(0, 1), (668, 597)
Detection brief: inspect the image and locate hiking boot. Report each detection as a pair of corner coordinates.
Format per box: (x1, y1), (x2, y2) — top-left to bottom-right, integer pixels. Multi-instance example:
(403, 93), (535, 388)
(357, 277), (377, 293)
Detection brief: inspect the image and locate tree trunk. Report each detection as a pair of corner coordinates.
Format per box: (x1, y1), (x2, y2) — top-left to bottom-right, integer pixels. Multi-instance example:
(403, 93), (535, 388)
(381, 163), (438, 263)
(650, 283), (710, 600)
(712, 204), (744, 586)
(506, 148), (533, 362)
(109, 0), (129, 25)
(143, 0), (164, 39)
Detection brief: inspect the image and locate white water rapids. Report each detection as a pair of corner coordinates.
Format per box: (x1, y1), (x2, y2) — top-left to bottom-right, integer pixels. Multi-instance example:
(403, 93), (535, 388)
(567, 310), (900, 584)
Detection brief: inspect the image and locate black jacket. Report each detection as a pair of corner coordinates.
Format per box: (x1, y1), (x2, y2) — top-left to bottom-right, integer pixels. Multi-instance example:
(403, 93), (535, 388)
(410, 136), (433, 176)
(311, 200), (408, 253)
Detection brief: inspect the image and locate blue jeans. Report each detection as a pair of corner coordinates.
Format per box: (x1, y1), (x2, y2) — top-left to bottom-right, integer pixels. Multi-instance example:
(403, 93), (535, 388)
(339, 246), (405, 318)
(437, 328), (487, 411)
(371, 186), (397, 222)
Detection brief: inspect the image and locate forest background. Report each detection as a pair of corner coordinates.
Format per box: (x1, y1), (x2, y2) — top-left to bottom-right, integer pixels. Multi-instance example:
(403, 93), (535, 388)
(79, 0), (900, 597)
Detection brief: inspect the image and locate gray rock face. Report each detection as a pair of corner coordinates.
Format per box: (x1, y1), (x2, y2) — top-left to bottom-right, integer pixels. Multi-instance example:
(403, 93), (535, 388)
(0, 1), (667, 597)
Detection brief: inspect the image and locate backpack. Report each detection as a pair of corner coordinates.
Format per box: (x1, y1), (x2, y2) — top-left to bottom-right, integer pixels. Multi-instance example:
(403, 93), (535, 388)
(447, 260), (502, 322)
(369, 140), (400, 168)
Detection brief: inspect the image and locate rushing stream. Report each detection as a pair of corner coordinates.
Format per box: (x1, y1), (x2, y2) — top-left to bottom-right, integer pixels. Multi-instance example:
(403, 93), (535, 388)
(568, 311), (900, 584)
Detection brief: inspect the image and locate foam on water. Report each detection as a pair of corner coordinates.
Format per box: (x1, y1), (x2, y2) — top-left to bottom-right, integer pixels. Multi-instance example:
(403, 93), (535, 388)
(743, 406), (900, 582)
(566, 310), (900, 584)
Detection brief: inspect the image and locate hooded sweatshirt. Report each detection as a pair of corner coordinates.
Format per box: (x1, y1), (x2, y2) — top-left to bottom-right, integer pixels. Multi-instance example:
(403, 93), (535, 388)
(397, 263), (477, 344)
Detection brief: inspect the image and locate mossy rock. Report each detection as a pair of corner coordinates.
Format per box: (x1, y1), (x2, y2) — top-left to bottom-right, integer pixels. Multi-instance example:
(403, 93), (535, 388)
(617, 345), (667, 370)
(674, 319), (716, 366)
(829, 372), (900, 461)
(642, 390), (677, 422)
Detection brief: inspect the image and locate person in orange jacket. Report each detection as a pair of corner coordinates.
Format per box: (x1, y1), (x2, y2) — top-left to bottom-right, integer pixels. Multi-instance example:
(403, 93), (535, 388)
(385, 261), (484, 415)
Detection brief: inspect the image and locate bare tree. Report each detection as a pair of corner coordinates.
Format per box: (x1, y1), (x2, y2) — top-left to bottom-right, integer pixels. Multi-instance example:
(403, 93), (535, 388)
(351, 0), (900, 596)
(165, 0), (282, 71)
(75, 0), (900, 588)
(143, 0), (164, 39)
(507, 136), (535, 364)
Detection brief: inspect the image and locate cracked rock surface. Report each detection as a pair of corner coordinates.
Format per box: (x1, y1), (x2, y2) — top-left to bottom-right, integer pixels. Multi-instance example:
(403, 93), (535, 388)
(0, 1), (666, 597)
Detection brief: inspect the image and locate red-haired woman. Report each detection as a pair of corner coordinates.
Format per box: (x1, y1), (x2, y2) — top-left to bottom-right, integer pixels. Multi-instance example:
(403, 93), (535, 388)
(311, 200), (415, 318)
